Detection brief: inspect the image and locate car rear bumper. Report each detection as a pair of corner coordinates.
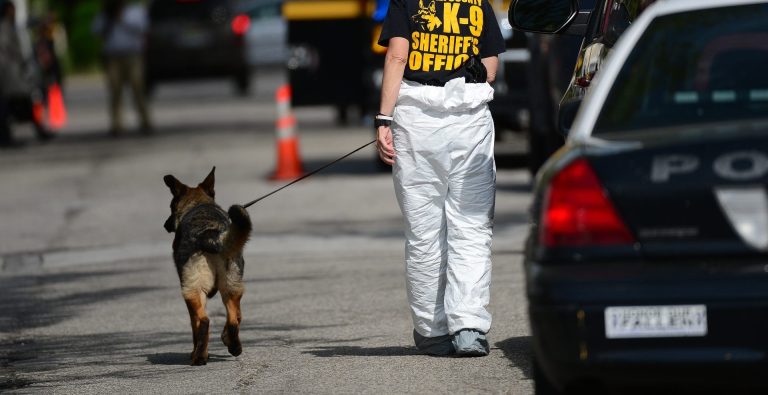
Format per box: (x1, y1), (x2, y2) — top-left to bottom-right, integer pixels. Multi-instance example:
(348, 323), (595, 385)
(145, 48), (247, 81)
(527, 260), (768, 391)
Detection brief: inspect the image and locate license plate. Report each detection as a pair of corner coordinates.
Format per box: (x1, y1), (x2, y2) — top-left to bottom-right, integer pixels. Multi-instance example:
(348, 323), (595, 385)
(604, 305), (707, 339)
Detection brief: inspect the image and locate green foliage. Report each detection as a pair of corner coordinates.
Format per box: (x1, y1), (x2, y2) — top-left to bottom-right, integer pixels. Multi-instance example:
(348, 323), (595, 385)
(66, 1), (102, 71)
(30, 0), (104, 72)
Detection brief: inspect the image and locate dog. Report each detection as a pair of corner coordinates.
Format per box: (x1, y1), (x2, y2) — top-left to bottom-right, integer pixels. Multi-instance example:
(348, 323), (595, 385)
(163, 167), (252, 366)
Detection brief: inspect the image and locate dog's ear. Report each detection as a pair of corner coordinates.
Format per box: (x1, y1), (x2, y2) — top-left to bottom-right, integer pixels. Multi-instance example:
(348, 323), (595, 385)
(163, 215), (176, 233)
(199, 166), (215, 199)
(164, 175), (187, 197)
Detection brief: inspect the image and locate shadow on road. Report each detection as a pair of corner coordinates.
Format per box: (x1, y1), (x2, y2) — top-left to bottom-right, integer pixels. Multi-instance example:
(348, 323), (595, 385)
(1, 330), (192, 389)
(495, 336), (533, 380)
(0, 267), (175, 389)
(304, 345), (421, 357)
(0, 269), (158, 333)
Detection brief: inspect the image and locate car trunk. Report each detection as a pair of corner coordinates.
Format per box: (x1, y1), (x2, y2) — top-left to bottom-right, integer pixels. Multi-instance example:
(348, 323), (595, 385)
(148, 0), (237, 54)
(589, 130), (768, 259)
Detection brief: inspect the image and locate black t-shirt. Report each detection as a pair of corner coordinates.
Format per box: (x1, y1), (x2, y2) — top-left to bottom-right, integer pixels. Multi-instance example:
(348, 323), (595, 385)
(378, 0), (506, 85)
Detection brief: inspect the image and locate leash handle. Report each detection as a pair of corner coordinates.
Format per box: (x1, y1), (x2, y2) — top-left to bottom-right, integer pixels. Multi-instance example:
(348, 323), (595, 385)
(242, 139), (377, 209)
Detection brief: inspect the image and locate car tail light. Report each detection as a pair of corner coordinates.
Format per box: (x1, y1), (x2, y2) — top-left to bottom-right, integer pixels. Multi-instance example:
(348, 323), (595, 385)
(541, 158), (635, 247)
(231, 14), (251, 36)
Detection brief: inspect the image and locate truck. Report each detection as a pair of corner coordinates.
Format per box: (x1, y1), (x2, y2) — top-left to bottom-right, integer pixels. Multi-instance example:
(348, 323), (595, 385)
(283, 0), (388, 124)
(283, 0), (557, 175)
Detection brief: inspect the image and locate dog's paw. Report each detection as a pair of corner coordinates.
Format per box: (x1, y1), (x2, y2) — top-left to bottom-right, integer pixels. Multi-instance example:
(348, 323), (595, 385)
(228, 205), (251, 228)
(190, 347), (209, 366)
(190, 354), (208, 366)
(190, 319), (210, 366)
(222, 325), (242, 357)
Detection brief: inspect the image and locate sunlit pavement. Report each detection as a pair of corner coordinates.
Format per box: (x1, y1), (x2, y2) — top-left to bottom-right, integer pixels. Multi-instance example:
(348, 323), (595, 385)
(0, 70), (533, 393)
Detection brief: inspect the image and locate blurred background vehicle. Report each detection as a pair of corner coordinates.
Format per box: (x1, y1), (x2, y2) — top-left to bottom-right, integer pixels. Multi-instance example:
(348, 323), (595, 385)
(491, 19), (584, 176)
(510, 0), (655, 174)
(280, 0), (587, 177)
(476, 0), (589, 176)
(283, 0), (388, 125)
(519, 0), (592, 175)
(284, 0), (519, 128)
(516, 0), (768, 392)
(555, 0), (657, 135)
(145, 0), (252, 96)
(487, 2), (531, 143)
(2, 0), (57, 146)
(237, 0), (287, 68)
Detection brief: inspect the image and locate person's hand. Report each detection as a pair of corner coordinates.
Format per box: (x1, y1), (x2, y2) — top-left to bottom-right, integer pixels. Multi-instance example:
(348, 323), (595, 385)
(376, 125), (395, 166)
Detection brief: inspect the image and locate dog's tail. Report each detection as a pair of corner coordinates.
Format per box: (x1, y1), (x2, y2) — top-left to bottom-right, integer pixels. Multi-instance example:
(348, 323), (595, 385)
(224, 205), (252, 255)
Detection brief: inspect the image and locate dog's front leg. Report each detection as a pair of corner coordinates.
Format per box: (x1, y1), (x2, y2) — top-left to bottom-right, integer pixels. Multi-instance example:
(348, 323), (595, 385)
(184, 291), (210, 366)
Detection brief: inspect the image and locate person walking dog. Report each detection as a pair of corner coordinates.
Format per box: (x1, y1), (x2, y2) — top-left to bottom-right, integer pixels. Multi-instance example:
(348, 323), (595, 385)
(376, 0), (505, 356)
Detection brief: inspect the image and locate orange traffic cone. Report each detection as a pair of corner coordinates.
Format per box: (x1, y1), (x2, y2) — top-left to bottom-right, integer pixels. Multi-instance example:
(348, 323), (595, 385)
(47, 83), (67, 130)
(270, 84), (304, 180)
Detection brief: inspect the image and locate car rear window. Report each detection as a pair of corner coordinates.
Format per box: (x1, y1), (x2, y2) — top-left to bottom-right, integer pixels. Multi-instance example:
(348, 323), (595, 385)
(150, 0), (232, 21)
(593, 4), (768, 137)
(253, 3), (281, 19)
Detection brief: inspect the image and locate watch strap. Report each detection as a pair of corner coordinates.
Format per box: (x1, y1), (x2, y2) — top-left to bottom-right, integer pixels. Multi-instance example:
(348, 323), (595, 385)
(375, 113), (393, 128)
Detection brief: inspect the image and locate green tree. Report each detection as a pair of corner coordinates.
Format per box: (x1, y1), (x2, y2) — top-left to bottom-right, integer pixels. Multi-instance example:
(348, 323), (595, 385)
(30, 0), (103, 71)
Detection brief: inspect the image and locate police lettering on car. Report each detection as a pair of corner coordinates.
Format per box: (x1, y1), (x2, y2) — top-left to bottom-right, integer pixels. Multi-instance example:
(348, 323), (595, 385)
(651, 151), (768, 182)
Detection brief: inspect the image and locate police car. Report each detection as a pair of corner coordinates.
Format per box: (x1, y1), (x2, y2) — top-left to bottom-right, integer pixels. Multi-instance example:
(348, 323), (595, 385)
(520, 0), (768, 392)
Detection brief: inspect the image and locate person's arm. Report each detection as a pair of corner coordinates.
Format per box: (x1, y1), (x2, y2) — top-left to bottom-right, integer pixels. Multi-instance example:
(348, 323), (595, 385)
(376, 37), (409, 166)
(478, 1), (505, 84)
(481, 56), (499, 83)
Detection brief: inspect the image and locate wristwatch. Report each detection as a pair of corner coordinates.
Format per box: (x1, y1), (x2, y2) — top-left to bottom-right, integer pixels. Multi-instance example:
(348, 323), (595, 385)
(374, 113), (393, 128)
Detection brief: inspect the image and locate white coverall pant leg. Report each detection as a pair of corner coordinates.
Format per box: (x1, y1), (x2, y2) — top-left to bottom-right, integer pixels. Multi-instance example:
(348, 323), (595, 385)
(392, 79), (496, 338)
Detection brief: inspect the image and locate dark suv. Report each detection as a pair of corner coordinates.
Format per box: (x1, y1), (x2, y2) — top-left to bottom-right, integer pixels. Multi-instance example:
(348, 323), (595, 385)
(512, 0), (655, 173)
(145, 0), (251, 95)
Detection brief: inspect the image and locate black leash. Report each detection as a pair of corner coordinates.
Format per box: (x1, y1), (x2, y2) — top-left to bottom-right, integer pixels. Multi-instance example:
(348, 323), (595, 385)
(242, 139), (377, 209)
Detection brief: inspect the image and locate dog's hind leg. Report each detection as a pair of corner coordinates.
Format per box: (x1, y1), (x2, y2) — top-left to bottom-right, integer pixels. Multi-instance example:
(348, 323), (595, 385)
(180, 254), (215, 365)
(184, 291), (210, 366)
(220, 289), (243, 357)
(218, 205), (250, 358)
(219, 259), (245, 357)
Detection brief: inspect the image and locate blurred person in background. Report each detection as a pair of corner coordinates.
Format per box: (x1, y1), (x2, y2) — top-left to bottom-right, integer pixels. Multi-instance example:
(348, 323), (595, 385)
(0, 0), (29, 147)
(92, 0), (152, 136)
(33, 12), (64, 89)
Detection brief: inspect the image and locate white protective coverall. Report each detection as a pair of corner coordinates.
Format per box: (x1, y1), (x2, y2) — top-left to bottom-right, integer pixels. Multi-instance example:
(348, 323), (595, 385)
(392, 77), (496, 338)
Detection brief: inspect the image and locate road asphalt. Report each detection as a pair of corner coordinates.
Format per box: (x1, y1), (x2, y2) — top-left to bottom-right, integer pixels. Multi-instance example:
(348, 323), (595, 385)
(0, 71), (534, 394)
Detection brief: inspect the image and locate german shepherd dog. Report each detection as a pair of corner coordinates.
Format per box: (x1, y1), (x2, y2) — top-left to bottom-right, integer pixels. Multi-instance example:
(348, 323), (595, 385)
(163, 167), (252, 366)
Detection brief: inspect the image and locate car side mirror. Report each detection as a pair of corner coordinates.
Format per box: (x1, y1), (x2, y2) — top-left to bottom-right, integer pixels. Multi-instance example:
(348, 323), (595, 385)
(558, 99), (582, 137)
(508, 0), (579, 34)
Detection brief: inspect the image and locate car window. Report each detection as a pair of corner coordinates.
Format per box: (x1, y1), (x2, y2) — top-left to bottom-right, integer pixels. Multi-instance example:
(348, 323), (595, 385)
(593, 4), (768, 137)
(248, 2), (281, 20)
(600, 0), (655, 34)
(150, 0), (232, 22)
